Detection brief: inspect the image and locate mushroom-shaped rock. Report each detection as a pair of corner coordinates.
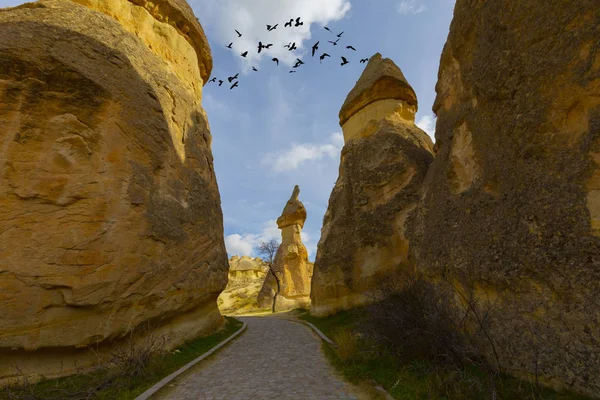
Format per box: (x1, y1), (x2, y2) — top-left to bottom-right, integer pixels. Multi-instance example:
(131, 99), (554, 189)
(310, 55), (434, 317)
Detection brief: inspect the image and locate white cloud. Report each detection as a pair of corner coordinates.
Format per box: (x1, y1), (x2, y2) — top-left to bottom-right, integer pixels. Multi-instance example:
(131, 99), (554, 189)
(224, 220), (280, 256)
(416, 114), (436, 138)
(396, 0), (427, 15)
(262, 132), (344, 173)
(195, 0), (351, 70)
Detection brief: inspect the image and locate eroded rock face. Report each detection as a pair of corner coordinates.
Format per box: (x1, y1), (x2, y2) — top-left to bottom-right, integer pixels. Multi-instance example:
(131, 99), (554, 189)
(228, 256), (268, 281)
(258, 186), (313, 311)
(310, 54), (434, 317)
(0, 0), (227, 383)
(410, 0), (600, 395)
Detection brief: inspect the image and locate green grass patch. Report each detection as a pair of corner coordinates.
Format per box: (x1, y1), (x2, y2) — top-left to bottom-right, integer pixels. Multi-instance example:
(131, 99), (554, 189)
(297, 309), (591, 400)
(0, 317), (243, 400)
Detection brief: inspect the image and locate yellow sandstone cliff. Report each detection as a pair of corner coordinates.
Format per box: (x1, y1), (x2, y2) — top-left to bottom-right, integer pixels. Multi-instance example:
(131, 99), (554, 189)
(409, 0), (600, 396)
(0, 0), (227, 384)
(310, 54), (434, 317)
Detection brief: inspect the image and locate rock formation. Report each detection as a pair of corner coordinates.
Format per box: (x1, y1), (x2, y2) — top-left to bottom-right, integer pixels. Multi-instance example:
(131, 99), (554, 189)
(228, 256), (268, 281)
(310, 54), (434, 317)
(0, 0), (228, 384)
(258, 186), (313, 311)
(218, 256), (269, 315)
(408, 0), (600, 396)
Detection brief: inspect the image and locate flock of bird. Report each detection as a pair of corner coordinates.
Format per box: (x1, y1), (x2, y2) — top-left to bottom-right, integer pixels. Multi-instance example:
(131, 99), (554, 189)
(207, 17), (370, 90)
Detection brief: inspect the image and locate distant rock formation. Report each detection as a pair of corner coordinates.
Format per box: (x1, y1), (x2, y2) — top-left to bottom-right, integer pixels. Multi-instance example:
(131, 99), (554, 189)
(258, 186), (313, 311)
(0, 0), (227, 384)
(218, 256), (269, 315)
(310, 54), (434, 317)
(409, 0), (600, 396)
(228, 256), (268, 281)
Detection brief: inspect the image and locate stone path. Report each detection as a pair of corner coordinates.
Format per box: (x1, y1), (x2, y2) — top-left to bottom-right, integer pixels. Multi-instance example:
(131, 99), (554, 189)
(154, 316), (360, 400)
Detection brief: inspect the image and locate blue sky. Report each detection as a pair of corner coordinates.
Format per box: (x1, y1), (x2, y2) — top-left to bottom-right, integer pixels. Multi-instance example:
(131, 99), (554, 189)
(0, 0), (456, 260)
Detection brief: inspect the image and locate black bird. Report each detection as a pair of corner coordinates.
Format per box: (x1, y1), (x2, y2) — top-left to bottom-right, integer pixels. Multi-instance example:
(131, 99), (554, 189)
(337, 31), (344, 38)
(241, 51), (248, 57)
(284, 42), (291, 48)
(257, 42), (264, 53)
(346, 45), (356, 51)
(319, 53), (330, 63)
(235, 29), (242, 37)
(226, 42), (233, 49)
(230, 81), (239, 90)
(311, 41), (319, 57)
(266, 24), (278, 31)
(272, 57), (279, 65)
(324, 26), (333, 34)
(293, 58), (305, 68)
(284, 42), (297, 51)
(328, 38), (340, 46)
(360, 58), (369, 63)
(289, 70), (296, 73)
(227, 73), (239, 83)
(340, 56), (349, 66)
(284, 19), (294, 28)
(209, 77), (217, 83)
(252, 66), (258, 72)
(264, 43), (273, 49)
(218, 80), (224, 86)
(295, 17), (304, 27)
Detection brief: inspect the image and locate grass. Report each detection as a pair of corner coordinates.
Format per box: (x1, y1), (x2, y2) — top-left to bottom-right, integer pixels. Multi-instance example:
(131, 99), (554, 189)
(0, 317), (243, 400)
(297, 309), (592, 400)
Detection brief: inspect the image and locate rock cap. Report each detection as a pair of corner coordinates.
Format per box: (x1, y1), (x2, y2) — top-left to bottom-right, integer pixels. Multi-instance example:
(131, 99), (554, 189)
(127, 0), (212, 83)
(339, 53), (417, 126)
(277, 185), (307, 229)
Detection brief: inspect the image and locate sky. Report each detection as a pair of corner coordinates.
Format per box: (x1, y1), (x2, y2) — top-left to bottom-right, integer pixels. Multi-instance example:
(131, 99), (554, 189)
(0, 0), (456, 260)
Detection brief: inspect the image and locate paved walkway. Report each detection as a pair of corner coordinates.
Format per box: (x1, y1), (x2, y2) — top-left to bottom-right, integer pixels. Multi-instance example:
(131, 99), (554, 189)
(154, 316), (360, 400)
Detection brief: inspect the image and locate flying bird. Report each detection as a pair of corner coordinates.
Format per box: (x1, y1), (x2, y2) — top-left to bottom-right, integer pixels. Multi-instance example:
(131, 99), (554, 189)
(230, 81), (239, 89)
(328, 38), (340, 46)
(360, 58), (369, 63)
(346, 45), (356, 51)
(337, 31), (344, 38)
(264, 43), (273, 49)
(218, 80), (224, 86)
(284, 42), (297, 51)
(284, 18), (294, 28)
(295, 17), (304, 27)
(324, 26), (333, 33)
(266, 24), (278, 31)
(241, 51), (248, 57)
(289, 70), (296, 73)
(272, 57), (279, 65)
(311, 41), (319, 57)
(226, 42), (233, 49)
(209, 77), (217, 83)
(340, 56), (349, 66)
(252, 66), (258, 72)
(235, 29), (242, 37)
(227, 73), (239, 83)
(319, 53), (330, 63)
(293, 58), (305, 68)
(257, 42), (264, 53)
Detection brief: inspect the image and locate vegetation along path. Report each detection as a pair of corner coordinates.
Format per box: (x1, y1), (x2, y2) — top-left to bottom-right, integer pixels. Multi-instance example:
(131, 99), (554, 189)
(154, 316), (360, 400)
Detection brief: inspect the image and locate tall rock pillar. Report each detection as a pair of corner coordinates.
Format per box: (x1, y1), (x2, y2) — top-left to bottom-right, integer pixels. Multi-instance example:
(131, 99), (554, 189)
(310, 54), (434, 317)
(258, 186), (313, 311)
(0, 0), (228, 384)
(409, 0), (600, 396)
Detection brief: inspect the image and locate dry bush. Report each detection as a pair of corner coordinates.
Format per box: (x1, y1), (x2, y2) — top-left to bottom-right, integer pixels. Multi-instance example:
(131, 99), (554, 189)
(361, 276), (478, 367)
(332, 329), (360, 362)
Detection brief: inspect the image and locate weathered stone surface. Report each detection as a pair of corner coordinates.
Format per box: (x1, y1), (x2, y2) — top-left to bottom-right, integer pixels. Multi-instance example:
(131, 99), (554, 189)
(218, 256), (268, 315)
(409, 0), (600, 396)
(258, 186), (313, 311)
(310, 57), (434, 317)
(0, 0), (227, 384)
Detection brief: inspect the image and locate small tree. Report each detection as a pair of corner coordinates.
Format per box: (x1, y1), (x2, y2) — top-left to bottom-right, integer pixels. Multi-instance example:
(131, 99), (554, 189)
(257, 239), (281, 313)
